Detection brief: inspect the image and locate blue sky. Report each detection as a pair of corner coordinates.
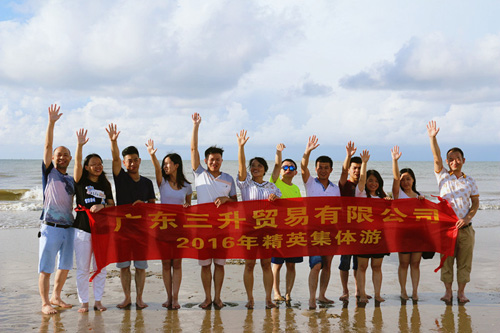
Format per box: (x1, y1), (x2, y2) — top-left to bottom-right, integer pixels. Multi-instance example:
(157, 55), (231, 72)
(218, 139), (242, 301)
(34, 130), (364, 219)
(0, 0), (499, 161)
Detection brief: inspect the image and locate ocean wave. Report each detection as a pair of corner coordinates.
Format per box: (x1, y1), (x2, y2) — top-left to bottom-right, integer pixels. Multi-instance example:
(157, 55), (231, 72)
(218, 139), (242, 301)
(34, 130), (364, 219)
(0, 189), (30, 201)
(0, 202), (42, 211)
(479, 204), (500, 210)
(0, 187), (42, 201)
(21, 187), (43, 201)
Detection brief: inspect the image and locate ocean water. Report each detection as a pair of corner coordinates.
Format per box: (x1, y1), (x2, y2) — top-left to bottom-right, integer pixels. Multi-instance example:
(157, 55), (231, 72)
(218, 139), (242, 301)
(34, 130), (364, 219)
(0, 159), (498, 229)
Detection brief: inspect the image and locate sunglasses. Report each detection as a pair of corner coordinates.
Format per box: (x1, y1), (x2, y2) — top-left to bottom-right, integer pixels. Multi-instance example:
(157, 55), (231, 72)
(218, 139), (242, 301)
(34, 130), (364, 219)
(282, 165), (296, 171)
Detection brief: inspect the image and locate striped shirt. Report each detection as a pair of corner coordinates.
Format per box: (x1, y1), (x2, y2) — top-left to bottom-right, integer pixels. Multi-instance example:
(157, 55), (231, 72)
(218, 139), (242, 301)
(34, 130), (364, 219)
(237, 173), (282, 201)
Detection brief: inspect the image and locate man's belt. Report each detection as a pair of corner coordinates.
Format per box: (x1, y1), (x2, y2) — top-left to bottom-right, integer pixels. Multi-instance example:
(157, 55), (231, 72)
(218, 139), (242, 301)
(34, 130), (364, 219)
(42, 221), (71, 229)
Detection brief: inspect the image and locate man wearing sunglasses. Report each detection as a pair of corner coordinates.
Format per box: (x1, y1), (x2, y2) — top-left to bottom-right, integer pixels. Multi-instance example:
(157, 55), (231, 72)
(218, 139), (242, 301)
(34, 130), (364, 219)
(301, 135), (341, 310)
(269, 143), (302, 304)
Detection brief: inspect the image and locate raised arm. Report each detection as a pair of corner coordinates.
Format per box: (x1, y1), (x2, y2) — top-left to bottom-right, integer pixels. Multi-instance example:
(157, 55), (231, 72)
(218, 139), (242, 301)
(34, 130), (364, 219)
(146, 139), (162, 188)
(237, 130), (250, 181)
(43, 104), (63, 168)
(339, 141), (357, 186)
(427, 121), (443, 173)
(191, 113), (202, 171)
(106, 123), (122, 176)
(301, 135), (319, 184)
(391, 145), (402, 199)
(271, 143), (285, 182)
(73, 129), (89, 183)
(357, 149), (370, 192)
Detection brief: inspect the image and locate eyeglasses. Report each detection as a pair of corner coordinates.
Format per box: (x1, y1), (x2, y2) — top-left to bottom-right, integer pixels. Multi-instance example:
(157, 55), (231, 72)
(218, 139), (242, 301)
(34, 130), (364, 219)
(282, 165), (296, 171)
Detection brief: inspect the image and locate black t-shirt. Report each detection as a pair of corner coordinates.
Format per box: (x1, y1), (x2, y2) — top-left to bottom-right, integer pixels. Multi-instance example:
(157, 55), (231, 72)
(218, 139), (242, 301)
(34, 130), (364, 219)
(74, 177), (114, 233)
(113, 169), (155, 206)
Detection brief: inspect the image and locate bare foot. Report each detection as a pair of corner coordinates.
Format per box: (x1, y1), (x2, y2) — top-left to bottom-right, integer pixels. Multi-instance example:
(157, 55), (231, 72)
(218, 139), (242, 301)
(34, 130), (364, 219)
(41, 304), (57, 315)
(440, 292), (452, 303)
(285, 293), (291, 302)
(358, 295), (369, 303)
(171, 300), (181, 309)
(50, 298), (72, 309)
(375, 296), (385, 302)
(265, 301), (277, 309)
(213, 299), (225, 309)
(318, 296), (334, 304)
(273, 294), (285, 302)
(411, 292), (419, 301)
(136, 299), (148, 309)
(78, 303), (89, 313)
(93, 301), (107, 312)
(308, 299), (317, 310)
(339, 293), (349, 301)
(400, 292), (409, 300)
(457, 294), (470, 303)
(199, 299), (212, 309)
(245, 299), (254, 309)
(356, 294), (372, 299)
(162, 300), (172, 309)
(116, 298), (132, 309)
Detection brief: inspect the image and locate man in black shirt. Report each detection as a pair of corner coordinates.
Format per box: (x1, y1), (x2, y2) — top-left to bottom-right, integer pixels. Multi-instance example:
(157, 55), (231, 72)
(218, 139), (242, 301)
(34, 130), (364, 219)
(107, 123), (156, 309)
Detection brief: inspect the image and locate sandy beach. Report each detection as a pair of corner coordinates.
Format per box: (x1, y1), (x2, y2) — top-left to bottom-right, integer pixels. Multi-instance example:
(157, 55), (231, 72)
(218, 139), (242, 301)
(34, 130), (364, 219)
(0, 210), (499, 332)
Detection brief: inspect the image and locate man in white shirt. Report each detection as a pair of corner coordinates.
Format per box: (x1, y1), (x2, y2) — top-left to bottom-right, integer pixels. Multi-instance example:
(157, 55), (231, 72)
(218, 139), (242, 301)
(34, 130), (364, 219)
(301, 135), (341, 309)
(427, 121), (479, 304)
(191, 113), (237, 309)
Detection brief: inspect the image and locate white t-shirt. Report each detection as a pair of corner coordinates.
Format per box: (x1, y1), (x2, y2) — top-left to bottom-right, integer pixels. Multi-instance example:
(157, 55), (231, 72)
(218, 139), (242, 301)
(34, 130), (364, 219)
(193, 165), (237, 204)
(305, 175), (340, 197)
(159, 179), (193, 205)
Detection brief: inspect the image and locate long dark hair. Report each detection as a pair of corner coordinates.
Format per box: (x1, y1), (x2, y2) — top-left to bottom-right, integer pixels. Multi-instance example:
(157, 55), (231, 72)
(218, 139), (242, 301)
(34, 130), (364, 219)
(82, 154), (111, 188)
(399, 168), (420, 195)
(365, 169), (386, 198)
(161, 153), (191, 190)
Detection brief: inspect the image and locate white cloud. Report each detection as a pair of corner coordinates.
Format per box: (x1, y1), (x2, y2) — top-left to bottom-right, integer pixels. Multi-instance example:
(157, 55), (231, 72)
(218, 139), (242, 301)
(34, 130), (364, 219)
(1, 1), (499, 160)
(0, 0), (297, 98)
(340, 33), (500, 94)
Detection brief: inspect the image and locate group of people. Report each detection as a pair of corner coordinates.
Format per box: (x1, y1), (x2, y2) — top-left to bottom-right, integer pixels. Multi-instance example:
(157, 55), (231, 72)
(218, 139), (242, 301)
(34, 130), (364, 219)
(39, 106), (479, 315)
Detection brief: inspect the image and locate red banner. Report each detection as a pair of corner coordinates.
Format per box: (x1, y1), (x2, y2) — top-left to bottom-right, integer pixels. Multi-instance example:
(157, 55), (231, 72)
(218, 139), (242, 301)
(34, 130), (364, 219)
(83, 196), (458, 280)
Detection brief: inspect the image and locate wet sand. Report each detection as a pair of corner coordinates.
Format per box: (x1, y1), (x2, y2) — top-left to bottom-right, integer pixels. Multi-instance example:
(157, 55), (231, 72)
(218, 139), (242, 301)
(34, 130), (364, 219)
(1, 211), (499, 332)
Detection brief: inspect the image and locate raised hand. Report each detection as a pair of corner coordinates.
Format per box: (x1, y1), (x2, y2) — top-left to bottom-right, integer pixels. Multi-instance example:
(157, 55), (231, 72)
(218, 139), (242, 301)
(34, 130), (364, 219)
(76, 128), (89, 146)
(106, 123), (120, 141)
(427, 121), (440, 137)
(237, 130), (250, 147)
(346, 141), (357, 157)
(192, 113), (202, 126)
(360, 149), (370, 163)
(145, 139), (157, 156)
(48, 104), (63, 123)
(276, 143), (286, 152)
(391, 146), (402, 161)
(306, 135), (320, 153)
